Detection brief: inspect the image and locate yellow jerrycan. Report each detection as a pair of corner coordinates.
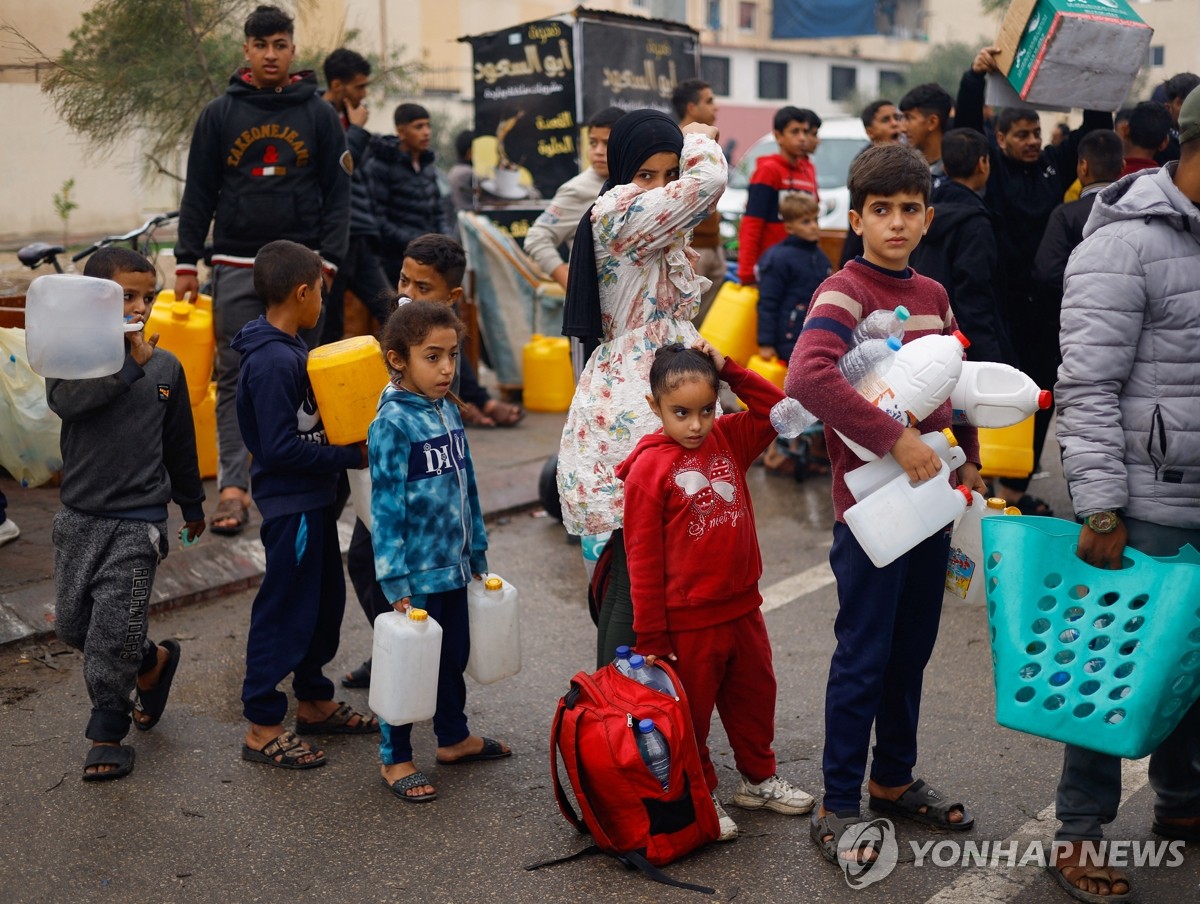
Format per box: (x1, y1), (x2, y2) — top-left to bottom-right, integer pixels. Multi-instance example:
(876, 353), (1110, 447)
(977, 416), (1035, 480)
(699, 282), (758, 366)
(747, 353), (787, 389)
(191, 381), (218, 479)
(307, 336), (390, 445)
(156, 289), (212, 315)
(146, 293), (214, 406)
(522, 334), (574, 412)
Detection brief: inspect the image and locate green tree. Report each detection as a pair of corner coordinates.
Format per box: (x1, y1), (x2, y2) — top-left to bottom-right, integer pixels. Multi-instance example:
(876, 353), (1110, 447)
(893, 41), (981, 100)
(52, 178), (79, 248)
(3, 1), (418, 178)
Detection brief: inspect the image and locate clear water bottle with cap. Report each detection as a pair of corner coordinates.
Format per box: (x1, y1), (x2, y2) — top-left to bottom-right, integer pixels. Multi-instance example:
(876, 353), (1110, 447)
(627, 653), (678, 698)
(837, 335), (903, 387)
(612, 645), (634, 676)
(850, 306), (910, 347)
(635, 718), (671, 790)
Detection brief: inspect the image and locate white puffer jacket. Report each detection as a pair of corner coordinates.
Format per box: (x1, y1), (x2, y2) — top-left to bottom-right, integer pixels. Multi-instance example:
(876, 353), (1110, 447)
(1057, 163), (1200, 527)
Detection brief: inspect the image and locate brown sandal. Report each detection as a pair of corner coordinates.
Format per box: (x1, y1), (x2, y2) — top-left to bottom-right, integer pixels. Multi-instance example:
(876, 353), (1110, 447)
(241, 730), (326, 770)
(209, 496), (249, 536)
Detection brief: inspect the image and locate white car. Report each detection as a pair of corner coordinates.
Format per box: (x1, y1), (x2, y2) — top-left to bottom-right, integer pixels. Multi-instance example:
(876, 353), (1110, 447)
(718, 116), (869, 239)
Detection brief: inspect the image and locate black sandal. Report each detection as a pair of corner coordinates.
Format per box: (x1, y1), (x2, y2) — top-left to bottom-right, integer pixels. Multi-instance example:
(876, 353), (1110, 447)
(869, 779), (974, 831)
(810, 809), (877, 865)
(295, 701), (379, 735)
(1014, 494), (1054, 517)
(241, 730), (326, 769)
(382, 770), (437, 803)
(341, 659), (372, 689)
(82, 744), (136, 782)
(134, 639), (181, 731)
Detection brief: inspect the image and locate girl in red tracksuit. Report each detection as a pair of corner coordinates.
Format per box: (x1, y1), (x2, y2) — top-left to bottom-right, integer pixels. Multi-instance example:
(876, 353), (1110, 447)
(616, 340), (815, 843)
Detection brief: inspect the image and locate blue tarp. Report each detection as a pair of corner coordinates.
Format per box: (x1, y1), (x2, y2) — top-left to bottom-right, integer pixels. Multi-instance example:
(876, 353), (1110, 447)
(772, 0), (878, 39)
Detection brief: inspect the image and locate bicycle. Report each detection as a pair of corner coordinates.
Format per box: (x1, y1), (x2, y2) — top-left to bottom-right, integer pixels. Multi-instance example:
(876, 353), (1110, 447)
(17, 210), (180, 274)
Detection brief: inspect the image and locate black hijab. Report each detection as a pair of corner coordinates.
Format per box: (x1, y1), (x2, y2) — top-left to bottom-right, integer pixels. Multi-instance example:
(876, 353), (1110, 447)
(562, 109), (685, 343)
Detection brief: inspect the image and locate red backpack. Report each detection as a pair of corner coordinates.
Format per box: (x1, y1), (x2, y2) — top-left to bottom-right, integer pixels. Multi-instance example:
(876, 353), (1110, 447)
(533, 661), (720, 893)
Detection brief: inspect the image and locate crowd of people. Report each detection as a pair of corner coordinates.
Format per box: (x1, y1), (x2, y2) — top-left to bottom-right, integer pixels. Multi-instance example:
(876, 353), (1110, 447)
(16, 3), (1200, 900)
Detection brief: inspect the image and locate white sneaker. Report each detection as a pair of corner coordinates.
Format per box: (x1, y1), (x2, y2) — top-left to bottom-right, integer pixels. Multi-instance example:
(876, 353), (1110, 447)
(730, 773), (815, 815)
(711, 793), (739, 841)
(0, 519), (18, 547)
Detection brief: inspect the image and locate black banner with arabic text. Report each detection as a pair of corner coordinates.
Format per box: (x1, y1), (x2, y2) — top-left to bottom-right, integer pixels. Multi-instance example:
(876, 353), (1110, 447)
(578, 20), (699, 121)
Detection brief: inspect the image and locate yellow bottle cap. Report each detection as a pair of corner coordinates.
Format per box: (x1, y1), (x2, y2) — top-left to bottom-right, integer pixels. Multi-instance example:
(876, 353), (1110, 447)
(986, 497), (1007, 510)
(171, 300), (193, 318)
(1004, 506), (1022, 516)
(485, 577), (503, 591)
(941, 427), (959, 448)
(408, 608), (429, 621)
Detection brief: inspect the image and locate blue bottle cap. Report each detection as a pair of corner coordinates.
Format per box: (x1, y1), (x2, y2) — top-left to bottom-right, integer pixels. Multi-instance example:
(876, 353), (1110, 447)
(886, 336), (903, 351)
(638, 718), (655, 733)
(615, 645), (631, 659)
(628, 653), (646, 668)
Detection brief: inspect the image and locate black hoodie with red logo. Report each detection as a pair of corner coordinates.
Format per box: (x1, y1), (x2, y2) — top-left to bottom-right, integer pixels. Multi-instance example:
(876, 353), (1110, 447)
(176, 69), (350, 274)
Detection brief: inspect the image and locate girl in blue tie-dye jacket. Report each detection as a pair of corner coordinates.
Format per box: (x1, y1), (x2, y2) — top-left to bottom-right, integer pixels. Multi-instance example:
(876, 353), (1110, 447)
(368, 300), (511, 803)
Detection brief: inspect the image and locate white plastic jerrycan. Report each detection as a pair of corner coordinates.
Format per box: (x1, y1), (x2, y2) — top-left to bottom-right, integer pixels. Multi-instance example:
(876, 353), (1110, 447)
(944, 494), (1007, 605)
(843, 459), (972, 568)
(950, 360), (1052, 428)
(347, 466), (373, 533)
(369, 608), (442, 725)
(24, 274), (145, 379)
(466, 575), (521, 685)
(839, 332), (969, 460)
(844, 428), (966, 502)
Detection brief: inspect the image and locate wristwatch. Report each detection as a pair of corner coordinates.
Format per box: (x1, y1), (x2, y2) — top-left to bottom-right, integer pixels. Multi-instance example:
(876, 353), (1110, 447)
(1084, 511), (1121, 534)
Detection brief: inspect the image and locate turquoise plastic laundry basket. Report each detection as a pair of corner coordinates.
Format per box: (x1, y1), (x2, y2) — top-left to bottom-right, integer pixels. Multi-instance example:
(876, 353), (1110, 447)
(981, 516), (1200, 759)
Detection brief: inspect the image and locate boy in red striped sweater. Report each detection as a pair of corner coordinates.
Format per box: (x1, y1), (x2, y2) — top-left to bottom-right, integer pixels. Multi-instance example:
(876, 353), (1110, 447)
(786, 144), (987, 866)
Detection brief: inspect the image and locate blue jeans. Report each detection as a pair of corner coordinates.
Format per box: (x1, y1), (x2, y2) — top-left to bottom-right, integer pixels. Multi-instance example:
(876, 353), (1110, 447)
(1055, 517), (1200, 841)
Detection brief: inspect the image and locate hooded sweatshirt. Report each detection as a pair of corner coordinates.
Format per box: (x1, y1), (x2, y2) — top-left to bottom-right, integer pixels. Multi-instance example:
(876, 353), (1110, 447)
(176, 69), (351, 274)
(737, 152), (819, 284)
(368, 385), (488, 603)
(1056, 163), (1200, 527)
(231, 316), (362, 520)
(363, 137), (446, 264)
(616, 359), (781, 657)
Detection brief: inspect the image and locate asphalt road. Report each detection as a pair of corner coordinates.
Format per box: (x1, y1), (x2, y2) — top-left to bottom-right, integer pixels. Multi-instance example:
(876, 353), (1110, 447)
(1, 442), (1197, 903)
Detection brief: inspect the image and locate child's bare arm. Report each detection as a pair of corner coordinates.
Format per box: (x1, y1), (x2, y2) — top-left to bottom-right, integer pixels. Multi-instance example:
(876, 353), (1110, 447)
(891, 428), (942, 481)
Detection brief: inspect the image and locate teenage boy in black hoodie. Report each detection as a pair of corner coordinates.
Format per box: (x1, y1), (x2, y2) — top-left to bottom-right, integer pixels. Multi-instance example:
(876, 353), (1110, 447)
(175, 5), (351, 538)
(910, 128), (1015, 367)
(233, 241), (375, 770)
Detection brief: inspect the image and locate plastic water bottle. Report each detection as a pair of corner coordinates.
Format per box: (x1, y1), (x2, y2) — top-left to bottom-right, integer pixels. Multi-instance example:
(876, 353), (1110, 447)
(635, 718), (671, 790)
(850, 306), (909, 347)
(844, 428), (967, 502)
(837, 335), (903, 386)
(627, 654), (678, 698)
(769, 397), (818, 439)
(613, 645), (634, 676)
(950, 360), (1053, 428)
(843, 459), (973, 568)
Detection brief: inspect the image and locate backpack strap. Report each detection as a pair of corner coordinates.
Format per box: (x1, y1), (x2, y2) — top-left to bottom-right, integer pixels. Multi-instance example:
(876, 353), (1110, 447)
(524, 844), (603, 871)
(622, 850), (716, 895)
(549, 693), (587, 834)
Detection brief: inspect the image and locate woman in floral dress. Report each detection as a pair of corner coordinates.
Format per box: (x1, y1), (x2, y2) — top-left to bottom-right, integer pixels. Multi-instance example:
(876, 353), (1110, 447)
(557, 109), (727, 664)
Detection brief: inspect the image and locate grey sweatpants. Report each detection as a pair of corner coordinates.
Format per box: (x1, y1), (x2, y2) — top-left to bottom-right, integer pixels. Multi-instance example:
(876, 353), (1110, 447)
(1055, 516), (1200, 841)
(53, 509), (168, 742)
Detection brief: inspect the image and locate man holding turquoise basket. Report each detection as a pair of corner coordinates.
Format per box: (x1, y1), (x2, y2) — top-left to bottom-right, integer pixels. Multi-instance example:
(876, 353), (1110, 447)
(1051, 86), (1200, 903)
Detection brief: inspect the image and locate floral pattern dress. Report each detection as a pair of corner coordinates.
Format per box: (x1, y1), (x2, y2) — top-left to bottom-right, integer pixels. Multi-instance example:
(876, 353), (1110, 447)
(557, 133), (727, 536)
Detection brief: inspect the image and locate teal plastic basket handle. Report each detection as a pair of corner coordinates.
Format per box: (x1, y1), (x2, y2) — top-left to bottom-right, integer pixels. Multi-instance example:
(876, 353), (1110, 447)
(982, 516), (1200, 759)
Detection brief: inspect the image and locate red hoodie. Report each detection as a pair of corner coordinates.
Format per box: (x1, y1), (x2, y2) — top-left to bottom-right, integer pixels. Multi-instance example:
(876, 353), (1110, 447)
(616, 360), (783, 657)
(737, 152), (819, 284)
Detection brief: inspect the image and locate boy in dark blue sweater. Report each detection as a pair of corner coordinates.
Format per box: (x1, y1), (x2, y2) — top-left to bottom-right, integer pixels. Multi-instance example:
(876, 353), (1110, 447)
(233, 240), (376, 770)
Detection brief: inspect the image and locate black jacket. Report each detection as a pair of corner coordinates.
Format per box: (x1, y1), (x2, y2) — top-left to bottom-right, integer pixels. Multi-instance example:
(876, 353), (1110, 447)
(910, 180), (1015, 366)
(340, 116), (380, 239)
(177, 69), (351, 270)
(363, 137), (446, 261)
(1031, 188), (1105, 314)
(955, 69), (1112, 306)
(756, 236), (831, 362)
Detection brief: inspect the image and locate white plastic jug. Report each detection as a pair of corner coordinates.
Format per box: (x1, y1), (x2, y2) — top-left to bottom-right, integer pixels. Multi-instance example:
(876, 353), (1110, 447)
(944, 494), (1007, 605)
(844, 428), (967, 502)
(369, 608), (442, 725)
(347, 466), (373, 532)
(843, 459), (972, 568)
(950, 360), (1052, 428)
(838, 332), (969, 460)
(466, 575), (521, 685)
(24, 274), (144, 379)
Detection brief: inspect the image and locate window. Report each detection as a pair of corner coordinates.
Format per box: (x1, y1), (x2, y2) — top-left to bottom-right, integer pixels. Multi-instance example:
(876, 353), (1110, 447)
(706, 0), (721, 30)
(739, 2), (757, 32)
(701, 56), (731, 97)
(879, 69), (905, 95)
(830, 65), (857, 102)
(758, 60), (788, 100)
(1148, 45), (1165, 68)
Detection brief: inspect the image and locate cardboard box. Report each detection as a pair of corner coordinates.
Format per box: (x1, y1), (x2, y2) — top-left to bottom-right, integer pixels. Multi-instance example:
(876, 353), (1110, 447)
(995, 0), (1153, 110)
